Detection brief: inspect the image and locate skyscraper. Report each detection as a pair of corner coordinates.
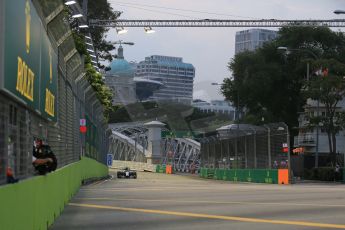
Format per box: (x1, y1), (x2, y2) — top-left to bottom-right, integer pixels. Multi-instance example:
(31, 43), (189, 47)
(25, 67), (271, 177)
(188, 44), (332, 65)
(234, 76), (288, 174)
(135, 55), (195, 104)
(235, 29), (278, 54)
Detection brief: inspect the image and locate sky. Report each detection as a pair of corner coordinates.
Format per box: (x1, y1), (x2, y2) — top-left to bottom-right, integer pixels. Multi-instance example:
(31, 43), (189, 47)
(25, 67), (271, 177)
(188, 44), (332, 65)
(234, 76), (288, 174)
(106, 0), (345, 102)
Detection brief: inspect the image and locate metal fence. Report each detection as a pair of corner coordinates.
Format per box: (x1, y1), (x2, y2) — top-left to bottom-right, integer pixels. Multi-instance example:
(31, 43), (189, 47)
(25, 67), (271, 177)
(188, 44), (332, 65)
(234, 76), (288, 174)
(200, 123), (289, 169)
(0, 0), (109, 185)
(161, 138), (201, 172)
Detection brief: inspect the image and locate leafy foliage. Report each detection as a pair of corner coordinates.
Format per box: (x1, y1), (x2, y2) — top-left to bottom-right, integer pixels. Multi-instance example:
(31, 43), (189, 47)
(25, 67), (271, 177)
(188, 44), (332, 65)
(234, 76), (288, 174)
(222, 42), (305, 130)
(72, 32), (114, 120)
(77, 0), (121, 63)
(222, 26), (345, 148)
(305, 59), (345, 159)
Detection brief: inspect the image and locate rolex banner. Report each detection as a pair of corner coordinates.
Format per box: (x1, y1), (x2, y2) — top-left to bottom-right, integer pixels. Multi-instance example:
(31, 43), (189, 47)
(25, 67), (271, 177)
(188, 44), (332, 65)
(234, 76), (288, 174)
(3, 0), (57, 122)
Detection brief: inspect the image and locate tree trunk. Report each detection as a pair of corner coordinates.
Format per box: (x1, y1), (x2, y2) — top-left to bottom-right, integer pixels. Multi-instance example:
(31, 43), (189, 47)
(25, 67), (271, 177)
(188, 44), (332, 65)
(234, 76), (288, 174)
(327, 132), (332, 158)
(330, 131), (337, 165)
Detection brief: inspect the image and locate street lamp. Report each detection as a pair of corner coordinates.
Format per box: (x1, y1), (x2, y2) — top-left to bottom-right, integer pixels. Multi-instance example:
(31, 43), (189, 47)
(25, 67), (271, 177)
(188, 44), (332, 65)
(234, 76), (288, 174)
(277, 46), (318, 63)
(65, 0), (76, 5)
(211, 82), (239, 121)
(144, 27), (155, 34)
(277, 46), (320, 168)
(211, 82), (234, 119)
(334, 10), (345, 14)
(116, 27), (128, 35)
(334, 9), (345, 174)
(78, 24), (88, 28)
(72, 13), (83, 18)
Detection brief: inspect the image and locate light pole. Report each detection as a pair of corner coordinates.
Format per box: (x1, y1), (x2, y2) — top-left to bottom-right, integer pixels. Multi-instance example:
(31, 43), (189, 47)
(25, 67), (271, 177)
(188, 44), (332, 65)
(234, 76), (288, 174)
(211, 82), (238, 121)
(278, 125), (291, 182)
(277, 46), (320, 168)
(334, 9), (345, 175)
(334, 10), (345, 14)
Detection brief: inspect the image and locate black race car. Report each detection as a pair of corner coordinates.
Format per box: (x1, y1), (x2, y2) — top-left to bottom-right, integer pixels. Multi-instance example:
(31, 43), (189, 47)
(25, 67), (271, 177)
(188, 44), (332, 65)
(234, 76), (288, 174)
(117, 167), (137, 179)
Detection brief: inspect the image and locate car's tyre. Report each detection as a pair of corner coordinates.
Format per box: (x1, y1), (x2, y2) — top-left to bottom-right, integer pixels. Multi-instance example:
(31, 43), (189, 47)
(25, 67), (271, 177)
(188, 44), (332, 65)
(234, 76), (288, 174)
(133, 174), (137, 179)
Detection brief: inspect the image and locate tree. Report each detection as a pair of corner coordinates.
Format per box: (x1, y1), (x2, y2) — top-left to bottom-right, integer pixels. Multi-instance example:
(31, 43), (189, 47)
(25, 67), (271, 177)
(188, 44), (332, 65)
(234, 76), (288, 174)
(222, 42), (305, 130)
(69, 0), (121, 64)
(67, 0), (121, 119)
(73, 32), (114, 120)
(306, 59), (345, 163)
(82, 0), (122, 63)
(222, 26), (345, 143)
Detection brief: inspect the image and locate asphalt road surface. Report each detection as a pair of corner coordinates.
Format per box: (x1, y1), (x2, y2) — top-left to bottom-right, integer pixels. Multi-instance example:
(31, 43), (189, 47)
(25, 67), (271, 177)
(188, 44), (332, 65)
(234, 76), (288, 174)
(50, 170), (345, 230)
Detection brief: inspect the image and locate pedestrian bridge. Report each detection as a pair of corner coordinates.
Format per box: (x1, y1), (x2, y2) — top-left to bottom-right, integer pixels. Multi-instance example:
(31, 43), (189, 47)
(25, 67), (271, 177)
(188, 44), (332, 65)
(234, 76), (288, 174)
(108, 122), (201, 172)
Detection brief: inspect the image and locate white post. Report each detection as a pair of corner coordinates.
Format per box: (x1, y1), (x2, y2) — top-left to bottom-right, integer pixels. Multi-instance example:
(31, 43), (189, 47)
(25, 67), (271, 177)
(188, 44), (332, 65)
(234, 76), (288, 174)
(144, 121), (165, 164)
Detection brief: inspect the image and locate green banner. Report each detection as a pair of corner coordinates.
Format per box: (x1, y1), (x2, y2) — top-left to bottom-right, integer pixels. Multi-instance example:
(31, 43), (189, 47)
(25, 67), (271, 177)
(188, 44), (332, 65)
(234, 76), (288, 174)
(40, 31), (58, 121)
(3, 0), (57, 121)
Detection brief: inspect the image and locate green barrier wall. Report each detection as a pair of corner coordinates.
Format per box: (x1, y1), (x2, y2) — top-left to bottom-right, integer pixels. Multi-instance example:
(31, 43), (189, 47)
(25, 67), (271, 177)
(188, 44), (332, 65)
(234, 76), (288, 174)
(200, 168), (207, 178)
(0, 157), (108, 230)
(156, 165), (166, 173)
(200, 168), (278, 184)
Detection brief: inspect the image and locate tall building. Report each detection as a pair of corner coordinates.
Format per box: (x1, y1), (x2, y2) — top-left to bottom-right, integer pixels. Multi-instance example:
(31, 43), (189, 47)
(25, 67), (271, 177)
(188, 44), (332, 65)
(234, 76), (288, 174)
(105, 47), (164, 105)
(235, 29), (277, 54)
(294, 98), (345, 168)
(135, 55), (195, 104)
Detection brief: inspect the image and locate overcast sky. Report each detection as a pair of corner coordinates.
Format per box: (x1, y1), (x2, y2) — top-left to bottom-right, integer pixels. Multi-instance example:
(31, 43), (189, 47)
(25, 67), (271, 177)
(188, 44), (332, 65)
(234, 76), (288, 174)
(106, 0), (345, 101)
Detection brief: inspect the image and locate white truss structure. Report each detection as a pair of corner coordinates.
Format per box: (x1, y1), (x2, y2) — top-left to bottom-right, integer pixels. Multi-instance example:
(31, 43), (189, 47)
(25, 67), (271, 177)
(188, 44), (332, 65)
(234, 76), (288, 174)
(109, 131), (147, 162)
(108, 123), (201, 172)
(162, 138), (200, 172)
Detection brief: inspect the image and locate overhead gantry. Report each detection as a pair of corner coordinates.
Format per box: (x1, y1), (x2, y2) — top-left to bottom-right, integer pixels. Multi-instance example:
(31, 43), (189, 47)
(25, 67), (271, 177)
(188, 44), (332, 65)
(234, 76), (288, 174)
(89, 19), (345, 28)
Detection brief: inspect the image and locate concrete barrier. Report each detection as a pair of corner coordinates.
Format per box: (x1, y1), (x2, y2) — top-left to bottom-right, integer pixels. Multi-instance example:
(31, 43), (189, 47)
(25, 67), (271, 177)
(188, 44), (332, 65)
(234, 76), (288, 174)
(0, 157), (108, 230)
(112, 160), (157, 172)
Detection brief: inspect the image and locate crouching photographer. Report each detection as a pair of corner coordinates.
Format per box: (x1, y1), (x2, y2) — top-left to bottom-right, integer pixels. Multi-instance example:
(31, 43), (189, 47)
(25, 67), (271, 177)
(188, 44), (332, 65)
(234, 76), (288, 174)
(32, 139), (57, 175)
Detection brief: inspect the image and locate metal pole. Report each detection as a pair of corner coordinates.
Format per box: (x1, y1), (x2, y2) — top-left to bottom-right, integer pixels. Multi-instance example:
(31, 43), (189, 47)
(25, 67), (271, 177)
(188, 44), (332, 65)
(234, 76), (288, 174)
(254, 131), (257, 168)
(307, 61), (319, 168)
(316, 99), (319, 168)
(227, 139), (230, 169)
(287, 124), (291, 183)
(265, 125), (271, 169)
(307, 62), (310, 82)
(220, 139), (223, 168)
(236, 90), (239, 169)
(244, 136), (247, 169)
(213, 138), (216, 168)
(134, 134), (137, 161)
(235, 131), (238, 169)
(309, 60), (319, 169)
(82, 0), (88, 16)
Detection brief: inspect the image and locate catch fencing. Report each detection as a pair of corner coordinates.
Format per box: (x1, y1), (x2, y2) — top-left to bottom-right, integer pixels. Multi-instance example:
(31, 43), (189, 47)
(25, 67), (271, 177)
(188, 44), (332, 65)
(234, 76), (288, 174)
(200, 123), (289, 170)
(0, 0), (109, 185)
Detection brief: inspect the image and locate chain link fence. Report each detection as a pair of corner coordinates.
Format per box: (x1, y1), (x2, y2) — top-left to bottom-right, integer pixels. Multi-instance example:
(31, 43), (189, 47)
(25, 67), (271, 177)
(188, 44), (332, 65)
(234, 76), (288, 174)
(0, 0), (109, 185)
(200, 123), (289, 169)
